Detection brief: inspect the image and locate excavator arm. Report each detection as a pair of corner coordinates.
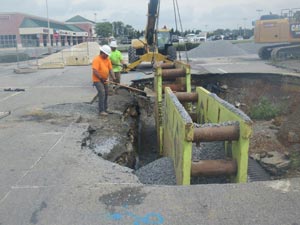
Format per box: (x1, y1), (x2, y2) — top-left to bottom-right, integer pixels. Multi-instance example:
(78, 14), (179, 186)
(125, 0), (174, 72)
(145, 0), (159, 46)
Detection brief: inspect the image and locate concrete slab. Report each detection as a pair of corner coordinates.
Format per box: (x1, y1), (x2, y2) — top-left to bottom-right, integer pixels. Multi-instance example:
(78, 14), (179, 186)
(0, 121), (67, 197)
(16, 123), (139, 187)
(0, 180), (300, 225)
(14, 67), (38, 74)
(38, 62), (65, 69)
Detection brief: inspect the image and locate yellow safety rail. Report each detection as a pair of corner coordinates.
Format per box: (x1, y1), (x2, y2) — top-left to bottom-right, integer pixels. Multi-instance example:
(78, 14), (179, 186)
(154, 61), (191, 155)
(163, 87), (193, 185)
(154, 62), (252, 184)
(195, 87), (253, 183)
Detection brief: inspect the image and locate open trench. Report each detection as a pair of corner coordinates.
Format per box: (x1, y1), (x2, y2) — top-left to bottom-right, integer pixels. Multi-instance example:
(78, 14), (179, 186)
(130, 72), (300, 183)
(36, 73), (300, 185)
(190, 73), (300, 180)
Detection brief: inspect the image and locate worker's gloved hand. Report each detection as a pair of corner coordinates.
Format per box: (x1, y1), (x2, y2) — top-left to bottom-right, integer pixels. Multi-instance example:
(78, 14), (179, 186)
(122, 64), (127, 69)
(100, 78), (107, 84)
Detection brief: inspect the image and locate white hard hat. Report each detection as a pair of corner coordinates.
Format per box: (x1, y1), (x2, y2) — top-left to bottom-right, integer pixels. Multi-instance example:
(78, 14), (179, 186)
(99, 45), (111, 56)
(109, 41), (118, 48)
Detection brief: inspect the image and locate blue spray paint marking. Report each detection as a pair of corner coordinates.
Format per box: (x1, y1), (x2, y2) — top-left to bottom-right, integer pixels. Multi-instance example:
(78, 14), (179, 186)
(109, 206), (164, 225)
(110, 213), (123, 220)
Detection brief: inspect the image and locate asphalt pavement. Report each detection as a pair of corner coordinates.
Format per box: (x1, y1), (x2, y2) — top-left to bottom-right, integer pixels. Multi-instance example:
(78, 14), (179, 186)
(0, 45), (300, 225)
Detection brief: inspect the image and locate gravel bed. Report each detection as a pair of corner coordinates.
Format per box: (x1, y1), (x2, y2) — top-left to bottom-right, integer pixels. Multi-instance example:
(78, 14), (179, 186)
(44, 102), (97, 117)
(191, 141), (229, 184)
(134, 157), (177, 185)
(133, 141), (226, 186)
(188, 40), (248, 58)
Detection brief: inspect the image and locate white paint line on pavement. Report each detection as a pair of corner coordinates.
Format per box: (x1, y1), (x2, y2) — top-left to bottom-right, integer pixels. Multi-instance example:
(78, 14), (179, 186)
(16, 124), (71, 184)
(196, 62), (248, 66)
(11, 185), (51, 189)
(0, 123), (73, 204)
(34, 85), (91, 88)
(0, 92), (22, 102)
(218, 68), (228, 73)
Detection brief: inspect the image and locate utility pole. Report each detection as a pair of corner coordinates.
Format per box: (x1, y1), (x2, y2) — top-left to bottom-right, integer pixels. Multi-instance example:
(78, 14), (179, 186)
(46, 0), (51, 52)
(243, 18), (247, 37)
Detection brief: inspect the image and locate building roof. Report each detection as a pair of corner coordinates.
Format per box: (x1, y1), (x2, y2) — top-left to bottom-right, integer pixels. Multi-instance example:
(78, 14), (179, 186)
(66, 15), (95, 24)
(20, 17), (84, 32)
(65, 24), (85, 32)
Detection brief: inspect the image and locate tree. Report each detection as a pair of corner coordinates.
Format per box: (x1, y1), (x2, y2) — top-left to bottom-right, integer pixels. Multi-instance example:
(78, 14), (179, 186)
(112, 21), (125, 37)
(95, 22), (113, 38)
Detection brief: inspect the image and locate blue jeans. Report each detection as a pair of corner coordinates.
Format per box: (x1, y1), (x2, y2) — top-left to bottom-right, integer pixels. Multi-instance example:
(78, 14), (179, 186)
(94, 81), (108, 113)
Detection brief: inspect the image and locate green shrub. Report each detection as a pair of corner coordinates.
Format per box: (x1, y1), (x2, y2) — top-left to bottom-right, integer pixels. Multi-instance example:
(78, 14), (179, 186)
(249, 97), (280, 120)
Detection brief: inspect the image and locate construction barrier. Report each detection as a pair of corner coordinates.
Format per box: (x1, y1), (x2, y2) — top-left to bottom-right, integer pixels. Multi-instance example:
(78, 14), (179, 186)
(155, 70), (253, 184)
(154, 61), (191, 155)
(38, 42), (100, 68)
(163, 87), (193, 185)
(194, 87), (252, 183)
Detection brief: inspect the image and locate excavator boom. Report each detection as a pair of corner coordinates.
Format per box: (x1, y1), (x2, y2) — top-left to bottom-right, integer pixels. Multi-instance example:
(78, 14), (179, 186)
(145, 0), (159, 46)
(125, 0), (176, 72)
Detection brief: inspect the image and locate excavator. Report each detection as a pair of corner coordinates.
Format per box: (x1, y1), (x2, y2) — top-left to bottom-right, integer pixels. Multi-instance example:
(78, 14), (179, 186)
(254, 8), (300, 61)
(124, 0), (177, 72)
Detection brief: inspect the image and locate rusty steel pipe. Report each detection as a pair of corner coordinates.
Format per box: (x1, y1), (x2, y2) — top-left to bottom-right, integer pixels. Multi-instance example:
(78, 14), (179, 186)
(191, 160), (237, 177)
(193, 124), (240, 142)
(175, 92), (198, 102)
(162, 68), (186, 79)
(162, 84), (186, 92)
(159, 63), (175, 69)
(189, 112), (197, 122)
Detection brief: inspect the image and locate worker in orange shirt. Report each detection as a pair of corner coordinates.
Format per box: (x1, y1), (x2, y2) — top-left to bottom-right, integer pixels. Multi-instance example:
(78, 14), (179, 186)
(92, 45), (116, 116)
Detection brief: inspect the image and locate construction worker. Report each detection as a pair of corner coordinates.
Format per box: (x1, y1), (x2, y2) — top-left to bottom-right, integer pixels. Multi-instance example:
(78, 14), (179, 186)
(109, 41), (126, 83)
(92, 45), (116, 116)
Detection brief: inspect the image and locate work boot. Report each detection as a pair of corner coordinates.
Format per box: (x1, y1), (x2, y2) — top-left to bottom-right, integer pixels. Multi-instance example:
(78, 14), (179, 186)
(99, 111), (108, 116)
(106, 109), (113, 114)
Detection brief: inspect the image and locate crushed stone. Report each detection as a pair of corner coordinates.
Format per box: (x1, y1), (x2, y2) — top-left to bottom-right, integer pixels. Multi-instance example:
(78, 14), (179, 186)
(134, 157), (177, 185)
(188, 40), (248, 58)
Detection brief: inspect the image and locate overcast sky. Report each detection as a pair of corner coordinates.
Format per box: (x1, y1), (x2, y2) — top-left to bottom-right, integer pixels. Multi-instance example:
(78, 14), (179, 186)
(1, 0), (299, 31)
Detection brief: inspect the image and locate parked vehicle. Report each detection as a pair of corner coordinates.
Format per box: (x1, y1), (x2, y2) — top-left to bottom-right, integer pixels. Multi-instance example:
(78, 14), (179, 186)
(171, 35), (179, 42)
(236, 36), (244, 40)
(185, 33), (196, 42)
(120, 36), (131, 44)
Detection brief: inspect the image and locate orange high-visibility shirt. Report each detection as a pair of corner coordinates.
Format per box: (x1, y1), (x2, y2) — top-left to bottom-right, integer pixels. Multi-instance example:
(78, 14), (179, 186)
(92, 55), (112, 82)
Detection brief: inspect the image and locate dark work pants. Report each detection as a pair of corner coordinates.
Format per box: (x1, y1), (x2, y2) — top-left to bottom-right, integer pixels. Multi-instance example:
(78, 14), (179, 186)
(114, 72), (121, 83)
(94, 81), (108, 113)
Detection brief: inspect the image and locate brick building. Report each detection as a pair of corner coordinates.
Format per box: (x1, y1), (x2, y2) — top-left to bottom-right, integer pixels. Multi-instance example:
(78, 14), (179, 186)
(0, 12), (95, 48)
